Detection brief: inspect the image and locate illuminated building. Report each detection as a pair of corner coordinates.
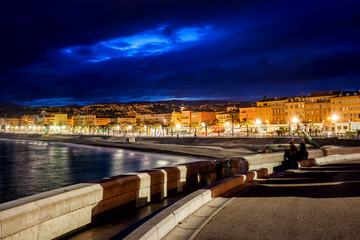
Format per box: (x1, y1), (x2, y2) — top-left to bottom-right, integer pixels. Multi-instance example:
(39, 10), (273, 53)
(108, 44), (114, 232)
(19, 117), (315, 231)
(96, 118), (112, 126)
(216, 112), (228, 125)
(181, 111), (192, 126)
(136, 114), (172, 124)
(239, 107), (257, 121)
(54, 114), (68, 126)
(304, 91), (341, 123)
(284, 96), (305, 123)
(8, 118), (21, 126)
(191, 112), (216, 125)
(331, 91), (360, 123)
(171, 111), (182, 124)
(256, 96), (287, 124)
(117, 117), (137, 125)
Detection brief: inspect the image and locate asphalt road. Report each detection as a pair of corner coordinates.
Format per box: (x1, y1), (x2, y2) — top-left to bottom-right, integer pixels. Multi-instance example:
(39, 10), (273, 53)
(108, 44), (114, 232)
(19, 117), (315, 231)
(195, 160), (360, 240)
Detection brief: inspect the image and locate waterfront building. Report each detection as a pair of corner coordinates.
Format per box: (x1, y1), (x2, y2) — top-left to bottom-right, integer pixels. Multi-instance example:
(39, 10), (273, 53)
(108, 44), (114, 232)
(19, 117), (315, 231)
(54, 114), (68, 126)
(96, 118), (112, 126)
(181, 111), (192, 126)
(284, 96), (306, 123)
(191, 112), (217, 125)
(67, 116), (75, 127)
(136, 114), (172, 124)
(256, 96), (287, 124)
(239, 107), (257, 121)
(171, 111), (181, 124)
(117, 117), (137, 125)
(216, 112), (228, 125)
(304, 91), (342, 123)
(44, 116), (55, 125)
(21, 115), (37, 125)
(331, 91), (360, 123)
(9, 118), (21, 126)
(69, 115), (96, 127)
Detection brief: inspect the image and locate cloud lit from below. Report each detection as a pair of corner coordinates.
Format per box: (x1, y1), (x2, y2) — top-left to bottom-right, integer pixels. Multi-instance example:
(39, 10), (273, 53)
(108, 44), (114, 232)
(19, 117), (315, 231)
(61, 25), (213, 62)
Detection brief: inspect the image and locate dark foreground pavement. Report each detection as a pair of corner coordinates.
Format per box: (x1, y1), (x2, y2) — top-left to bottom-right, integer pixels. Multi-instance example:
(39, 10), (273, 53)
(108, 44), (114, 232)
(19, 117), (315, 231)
(195, 160), (360, 240)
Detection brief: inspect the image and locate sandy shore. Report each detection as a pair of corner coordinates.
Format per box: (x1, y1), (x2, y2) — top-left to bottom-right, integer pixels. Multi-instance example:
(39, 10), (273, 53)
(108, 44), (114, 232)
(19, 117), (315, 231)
(0, 133), (256, 158)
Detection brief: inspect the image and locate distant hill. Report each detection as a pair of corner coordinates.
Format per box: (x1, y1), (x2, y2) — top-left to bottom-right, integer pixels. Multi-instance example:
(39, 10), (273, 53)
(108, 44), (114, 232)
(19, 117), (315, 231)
(0, 103), (24, 110)
(124, 100), (254, 107)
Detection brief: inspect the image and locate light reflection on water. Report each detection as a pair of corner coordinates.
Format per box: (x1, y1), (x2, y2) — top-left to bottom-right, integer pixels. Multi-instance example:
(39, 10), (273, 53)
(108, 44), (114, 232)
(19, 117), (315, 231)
(0, 138), (210, 204)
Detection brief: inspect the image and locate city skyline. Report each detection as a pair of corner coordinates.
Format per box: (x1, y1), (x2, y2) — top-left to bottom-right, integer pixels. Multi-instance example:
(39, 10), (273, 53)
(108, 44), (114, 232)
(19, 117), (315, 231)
(1, 0), (360, 106)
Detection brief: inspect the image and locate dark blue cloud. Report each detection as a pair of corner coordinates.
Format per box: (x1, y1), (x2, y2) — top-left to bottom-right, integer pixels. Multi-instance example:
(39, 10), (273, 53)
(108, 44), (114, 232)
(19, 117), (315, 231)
(0, 0), (359, 106)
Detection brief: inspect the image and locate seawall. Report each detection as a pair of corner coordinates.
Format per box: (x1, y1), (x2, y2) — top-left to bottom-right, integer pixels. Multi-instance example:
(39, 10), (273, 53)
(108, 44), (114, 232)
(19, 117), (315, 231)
(1, 145), (360, 239)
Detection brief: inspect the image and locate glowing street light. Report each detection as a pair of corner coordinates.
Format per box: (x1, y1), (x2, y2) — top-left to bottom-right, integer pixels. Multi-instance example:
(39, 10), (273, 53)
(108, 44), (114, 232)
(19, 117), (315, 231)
(201, 122), (207, 136)
(331, 114), (339, 122)
(255, 119), (261, 125)
(176, 123), (181, 129)
(292, 117), (299, 123)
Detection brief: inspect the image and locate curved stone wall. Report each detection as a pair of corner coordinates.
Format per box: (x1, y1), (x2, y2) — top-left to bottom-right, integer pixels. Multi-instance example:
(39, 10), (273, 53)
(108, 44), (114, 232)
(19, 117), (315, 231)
(1, 147), (360, 240)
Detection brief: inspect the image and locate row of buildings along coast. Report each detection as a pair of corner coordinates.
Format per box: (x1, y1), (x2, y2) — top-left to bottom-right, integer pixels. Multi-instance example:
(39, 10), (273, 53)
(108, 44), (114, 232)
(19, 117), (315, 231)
(1, 90), (360, 134)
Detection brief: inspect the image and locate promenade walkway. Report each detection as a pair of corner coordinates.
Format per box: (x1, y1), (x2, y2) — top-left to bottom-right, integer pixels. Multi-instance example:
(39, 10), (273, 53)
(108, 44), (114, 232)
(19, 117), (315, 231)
(165, 159), (360, 240)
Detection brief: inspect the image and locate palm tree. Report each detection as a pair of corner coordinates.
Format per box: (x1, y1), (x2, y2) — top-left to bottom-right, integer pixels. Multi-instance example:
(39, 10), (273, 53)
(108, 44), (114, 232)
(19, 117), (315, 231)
(190, 121), (201, 136)
(242, 118), (254, 136)
(227, 110), (240, 137)
(136, 122), (145, 136)
(168, 122), (175, 136)
(152, 123), (161, 136)
(211, 119), (222, 136)
(278, 126), (287, 136)
(144, 120), (151, 136)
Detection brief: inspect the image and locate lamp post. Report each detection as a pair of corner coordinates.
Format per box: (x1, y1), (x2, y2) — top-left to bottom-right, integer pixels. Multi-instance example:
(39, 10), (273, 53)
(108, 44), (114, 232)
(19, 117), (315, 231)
(129, 125), (133, 136)
(176, 123), (181, 137)
(201, 122), (207, 136)
(331, 114), (339, 135)
(225, 121), (230, 136)
(292, 117), (299, 136)
(255, 119), (261, 135)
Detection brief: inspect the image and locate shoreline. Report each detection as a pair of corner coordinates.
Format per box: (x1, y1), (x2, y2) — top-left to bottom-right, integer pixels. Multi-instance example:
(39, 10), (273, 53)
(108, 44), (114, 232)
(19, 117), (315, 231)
(0, 133), (256, 158)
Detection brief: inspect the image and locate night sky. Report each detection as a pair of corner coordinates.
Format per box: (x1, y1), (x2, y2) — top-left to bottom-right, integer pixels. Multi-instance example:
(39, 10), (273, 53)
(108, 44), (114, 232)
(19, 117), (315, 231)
(1, 0), (359, 106)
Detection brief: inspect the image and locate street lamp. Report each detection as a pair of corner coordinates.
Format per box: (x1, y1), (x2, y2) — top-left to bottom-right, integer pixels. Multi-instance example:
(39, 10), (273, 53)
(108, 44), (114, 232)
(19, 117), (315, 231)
(201, 122), (207, 136)
(292, 117), (299, 136)
(331, 114), (339, 122)
(176, 123), (181, 137)
(331, 114), (339, 134)
(255, 119), (261, 134)
(128, 125), (133, 136)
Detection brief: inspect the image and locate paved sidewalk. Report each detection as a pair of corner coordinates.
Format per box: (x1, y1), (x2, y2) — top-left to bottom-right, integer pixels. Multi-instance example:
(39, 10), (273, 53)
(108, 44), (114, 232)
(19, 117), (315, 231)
(166, 159), (360, 240)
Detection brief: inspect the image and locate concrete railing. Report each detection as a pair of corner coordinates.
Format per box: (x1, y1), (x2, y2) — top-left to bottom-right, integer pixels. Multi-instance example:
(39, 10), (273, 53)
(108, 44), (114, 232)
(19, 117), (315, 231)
(125, 168), (269, 240)
(2, 147), (360, 240)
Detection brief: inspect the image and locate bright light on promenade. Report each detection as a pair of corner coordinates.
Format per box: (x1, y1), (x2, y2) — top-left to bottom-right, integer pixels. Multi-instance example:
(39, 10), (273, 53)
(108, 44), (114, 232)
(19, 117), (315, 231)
(292, 117), (299, 123)
(331, 114), (339, 122)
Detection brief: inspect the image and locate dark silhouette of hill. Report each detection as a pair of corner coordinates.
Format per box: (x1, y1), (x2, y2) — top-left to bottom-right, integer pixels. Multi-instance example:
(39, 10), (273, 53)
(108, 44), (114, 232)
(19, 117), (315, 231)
(0, 103), (24, 110)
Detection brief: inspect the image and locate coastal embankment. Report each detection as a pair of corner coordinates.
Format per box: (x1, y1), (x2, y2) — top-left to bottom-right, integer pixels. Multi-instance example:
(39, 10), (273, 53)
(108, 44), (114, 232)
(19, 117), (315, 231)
(0, 133), (304, 158)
